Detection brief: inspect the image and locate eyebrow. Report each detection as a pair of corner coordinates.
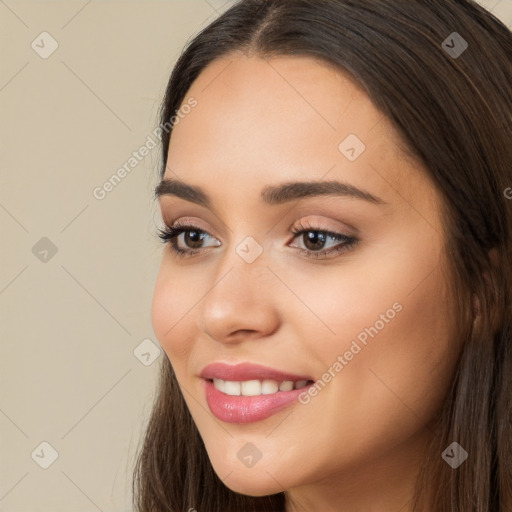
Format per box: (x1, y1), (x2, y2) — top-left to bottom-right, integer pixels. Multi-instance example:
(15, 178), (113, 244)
(154, 177), (387, 207)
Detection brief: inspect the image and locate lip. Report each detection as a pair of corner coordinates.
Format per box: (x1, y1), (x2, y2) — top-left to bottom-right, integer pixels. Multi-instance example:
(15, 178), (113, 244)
(199, 362), (314, 382)
(203, 380), (314, 423)
(199, 362), (315, 424)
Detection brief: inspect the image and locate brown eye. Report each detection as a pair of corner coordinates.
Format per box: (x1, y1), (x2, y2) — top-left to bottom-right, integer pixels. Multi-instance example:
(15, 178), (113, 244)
(301, 231), (329, 251)
(289, 225), (358, 260)
(157, 223), (220, 258)
(182, 229), (207, 249)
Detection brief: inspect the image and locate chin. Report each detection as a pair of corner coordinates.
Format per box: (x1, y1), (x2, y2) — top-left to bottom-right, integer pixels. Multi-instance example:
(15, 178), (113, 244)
(209, 458), (288, 496)
(221, 476), (283, 497)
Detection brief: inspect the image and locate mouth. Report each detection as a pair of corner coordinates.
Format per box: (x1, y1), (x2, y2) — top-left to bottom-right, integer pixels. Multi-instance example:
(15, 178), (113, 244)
(199, 362), (316, 423)
(208, 377), (314, 396)
(199, 361), (314, 383)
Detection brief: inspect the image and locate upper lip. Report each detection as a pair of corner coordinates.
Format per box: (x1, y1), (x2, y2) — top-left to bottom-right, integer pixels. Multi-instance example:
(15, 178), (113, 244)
(199, 362), (314, 382)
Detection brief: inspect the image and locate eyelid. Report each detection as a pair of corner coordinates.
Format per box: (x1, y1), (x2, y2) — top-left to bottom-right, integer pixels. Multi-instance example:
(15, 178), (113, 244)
(288, 216), (356, 238)
(161, 215), (210, 231)
(161, 207), (356, 236)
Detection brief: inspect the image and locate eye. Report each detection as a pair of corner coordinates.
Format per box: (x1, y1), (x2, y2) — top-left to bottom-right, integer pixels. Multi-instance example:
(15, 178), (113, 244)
(289, 219), (358, 259)
(156, 221), (220, 258)
(156, 219), (358, 260)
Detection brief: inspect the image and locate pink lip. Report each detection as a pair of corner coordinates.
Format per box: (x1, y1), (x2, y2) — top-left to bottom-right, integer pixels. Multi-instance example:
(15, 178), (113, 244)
(199, 362), (313, 382)
(199, 362), (315, 424)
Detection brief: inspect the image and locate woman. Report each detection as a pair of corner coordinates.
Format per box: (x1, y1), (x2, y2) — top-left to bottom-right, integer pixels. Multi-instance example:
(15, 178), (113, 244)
(133, 1), (512, 510)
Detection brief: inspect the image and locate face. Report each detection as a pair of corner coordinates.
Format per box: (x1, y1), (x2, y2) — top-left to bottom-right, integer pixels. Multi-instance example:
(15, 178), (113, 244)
(152, 54), (461, 502)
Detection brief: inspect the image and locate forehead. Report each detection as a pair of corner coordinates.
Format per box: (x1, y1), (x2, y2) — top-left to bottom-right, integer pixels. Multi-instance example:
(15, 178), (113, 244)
(164, 53), (438, 217)
(169, 53), (385, 159)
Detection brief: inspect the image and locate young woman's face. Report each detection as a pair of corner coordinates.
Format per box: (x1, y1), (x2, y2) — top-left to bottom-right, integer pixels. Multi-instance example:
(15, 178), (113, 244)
(152, 54), (461, 503)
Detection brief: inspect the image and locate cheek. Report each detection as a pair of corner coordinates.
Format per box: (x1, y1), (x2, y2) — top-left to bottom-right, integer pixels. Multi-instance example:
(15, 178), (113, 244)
(363, 264), (458, 416)
(151, 266), (194, 361)
(283, 235), (457, 452)
(277, 238), (451, 370)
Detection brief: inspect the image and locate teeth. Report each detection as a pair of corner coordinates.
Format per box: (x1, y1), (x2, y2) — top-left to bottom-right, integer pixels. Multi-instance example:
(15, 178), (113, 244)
(261, 380), (279, 394)
(212, 378), (310, 396)
(241, 380), (261, 396)
(223, 380), (241, 396)
(279, 380), (294, 391)
(213, 378), (225, 393)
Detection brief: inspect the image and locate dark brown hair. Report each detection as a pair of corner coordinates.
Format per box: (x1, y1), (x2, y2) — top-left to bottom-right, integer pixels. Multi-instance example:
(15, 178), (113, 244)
(133, 1), (512, 510)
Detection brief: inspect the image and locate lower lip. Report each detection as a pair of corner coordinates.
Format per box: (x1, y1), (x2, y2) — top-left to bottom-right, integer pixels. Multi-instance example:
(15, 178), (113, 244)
(204, 379), (310, 423)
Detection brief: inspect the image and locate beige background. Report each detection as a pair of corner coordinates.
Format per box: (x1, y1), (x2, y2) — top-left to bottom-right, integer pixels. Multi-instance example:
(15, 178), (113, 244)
(1, 1), (511, 510)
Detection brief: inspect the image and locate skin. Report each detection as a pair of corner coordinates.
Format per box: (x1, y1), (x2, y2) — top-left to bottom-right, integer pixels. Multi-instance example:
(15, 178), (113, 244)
(152, 53), (462, 512)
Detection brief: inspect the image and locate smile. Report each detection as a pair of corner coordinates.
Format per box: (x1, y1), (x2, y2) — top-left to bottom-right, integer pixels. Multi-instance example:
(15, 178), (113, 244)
(212, 378), (311, 396)
(199, 362), (315, 423)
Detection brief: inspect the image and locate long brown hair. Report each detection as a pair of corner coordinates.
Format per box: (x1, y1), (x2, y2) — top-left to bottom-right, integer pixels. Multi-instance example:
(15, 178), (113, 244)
(133, 1), (512, 510)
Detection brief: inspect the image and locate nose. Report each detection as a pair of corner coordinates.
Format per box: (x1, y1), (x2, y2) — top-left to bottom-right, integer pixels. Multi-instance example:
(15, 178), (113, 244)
(196, 254), (281, 345)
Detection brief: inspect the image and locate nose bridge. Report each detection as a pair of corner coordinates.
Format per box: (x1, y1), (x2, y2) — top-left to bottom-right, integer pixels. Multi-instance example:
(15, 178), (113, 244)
(196, 236), (281, 342)
(212, 221), (273, 289)
(205, 235), (274, 311)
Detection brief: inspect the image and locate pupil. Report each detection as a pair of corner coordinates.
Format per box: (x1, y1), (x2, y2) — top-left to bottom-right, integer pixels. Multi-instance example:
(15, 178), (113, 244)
(304, 231), (326, 250)
(185, 230), (203, 248)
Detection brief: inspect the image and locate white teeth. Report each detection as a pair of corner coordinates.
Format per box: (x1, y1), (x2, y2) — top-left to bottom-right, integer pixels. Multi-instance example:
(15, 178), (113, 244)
(279, 380), (294, 391)
(261, 380), (279, 394)
(223, 380), (241, 396)
(241, 380), (262, 396)
(212, 378), (310, 396)
(213, 378), (225, 393)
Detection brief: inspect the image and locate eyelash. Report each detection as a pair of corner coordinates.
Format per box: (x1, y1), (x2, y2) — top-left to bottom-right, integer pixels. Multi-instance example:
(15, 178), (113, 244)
(156, 219), (358, 260)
